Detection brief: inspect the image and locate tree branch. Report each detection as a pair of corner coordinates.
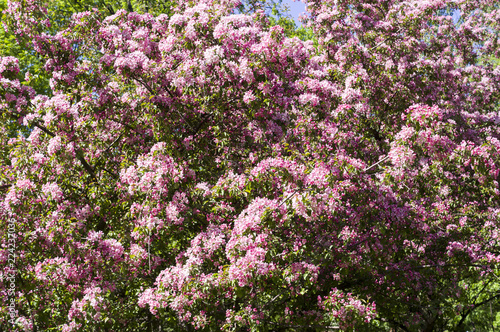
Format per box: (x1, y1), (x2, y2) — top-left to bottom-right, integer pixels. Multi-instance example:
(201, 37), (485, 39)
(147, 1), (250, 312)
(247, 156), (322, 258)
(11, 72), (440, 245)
(456, 293), (500, 328)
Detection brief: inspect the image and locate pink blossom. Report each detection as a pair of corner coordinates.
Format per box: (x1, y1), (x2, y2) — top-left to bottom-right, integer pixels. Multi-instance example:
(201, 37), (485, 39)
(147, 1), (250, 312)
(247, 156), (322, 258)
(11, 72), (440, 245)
(42, 182), (63, 201)
(388, 145), (416, 168)
(204, 45), (223, 65)
(47, 135), (62, 156)
(243, 91), (256, 104)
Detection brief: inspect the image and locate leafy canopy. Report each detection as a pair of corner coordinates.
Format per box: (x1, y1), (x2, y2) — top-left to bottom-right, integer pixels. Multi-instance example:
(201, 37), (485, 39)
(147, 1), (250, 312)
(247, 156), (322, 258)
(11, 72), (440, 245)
(1, 0), (500, 331)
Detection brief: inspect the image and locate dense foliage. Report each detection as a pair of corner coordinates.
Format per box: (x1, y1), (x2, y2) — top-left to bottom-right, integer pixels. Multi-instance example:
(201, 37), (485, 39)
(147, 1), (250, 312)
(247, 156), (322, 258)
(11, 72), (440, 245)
(1, 0), (500, 330)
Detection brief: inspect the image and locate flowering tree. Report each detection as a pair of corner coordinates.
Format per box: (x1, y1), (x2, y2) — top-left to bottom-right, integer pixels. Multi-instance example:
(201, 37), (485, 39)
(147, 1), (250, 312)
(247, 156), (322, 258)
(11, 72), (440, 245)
(1, 0), (499, 331)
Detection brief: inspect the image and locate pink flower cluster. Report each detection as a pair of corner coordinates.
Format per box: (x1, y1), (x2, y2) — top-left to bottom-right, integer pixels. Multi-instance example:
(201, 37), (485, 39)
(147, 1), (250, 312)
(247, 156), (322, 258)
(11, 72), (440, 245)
(319, 289), (377, 328)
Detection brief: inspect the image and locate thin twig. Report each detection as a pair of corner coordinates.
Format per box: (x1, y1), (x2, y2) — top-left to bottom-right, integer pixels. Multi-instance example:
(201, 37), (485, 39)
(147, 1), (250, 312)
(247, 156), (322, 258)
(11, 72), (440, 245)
(364, 155), (390, 172)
